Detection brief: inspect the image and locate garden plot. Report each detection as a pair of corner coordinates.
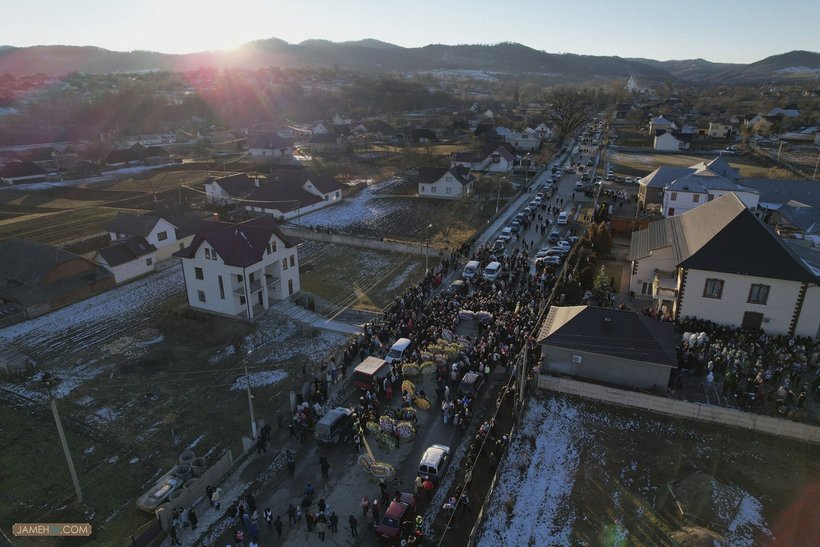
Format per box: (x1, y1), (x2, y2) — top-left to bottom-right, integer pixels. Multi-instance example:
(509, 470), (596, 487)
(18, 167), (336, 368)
(299, 241), (425, 311)
(0, 263), (184, 363)
(477, 392), (814, 546)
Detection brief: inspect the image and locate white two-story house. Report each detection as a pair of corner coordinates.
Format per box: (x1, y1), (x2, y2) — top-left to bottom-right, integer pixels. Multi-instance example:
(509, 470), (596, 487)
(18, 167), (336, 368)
(173, 217), (301, 320)
(662, 170), (759, 217)
(628, 193), (820, 337)
(417, 166), (475, 199)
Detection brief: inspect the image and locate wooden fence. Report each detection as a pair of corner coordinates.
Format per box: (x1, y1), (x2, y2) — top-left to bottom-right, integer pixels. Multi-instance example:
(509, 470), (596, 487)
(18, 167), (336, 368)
(538, 375), (820, 444)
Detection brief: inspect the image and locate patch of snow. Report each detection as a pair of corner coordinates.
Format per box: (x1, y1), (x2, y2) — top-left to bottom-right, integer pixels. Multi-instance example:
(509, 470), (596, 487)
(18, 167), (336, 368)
(187, 434), (205, 450)
(207, 345), (236, 365)
(0, 163), (176, 192)
(720, 490), (772, 546)
(129, 457), (140, 464)
(384, 262), (418, 292)
(84, 446), (95, 455)
(296, 177), (405, 231)
(775, 66), (820, 75)
(257, 327), (346, 367)
(477, 397), (581, 546)
(107, 455), (119, 464)
(230, 370), (288, 391)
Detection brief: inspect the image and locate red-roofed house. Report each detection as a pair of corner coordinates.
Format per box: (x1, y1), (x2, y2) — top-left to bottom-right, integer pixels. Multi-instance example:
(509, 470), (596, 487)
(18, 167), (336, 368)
(173, 217), (301, 320)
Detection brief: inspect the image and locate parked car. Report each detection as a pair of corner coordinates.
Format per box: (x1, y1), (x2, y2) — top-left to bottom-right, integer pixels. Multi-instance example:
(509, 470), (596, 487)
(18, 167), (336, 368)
(548, 231), (561, 243)
(557, 212), (568, 225)
(458, 371), (484, 397)
(567, 235), (580, 245)
(314, 407), (353, 444)
(624, 177), (634, 184)
(540, 255), (563, 266)
(418, 445), (450, 483)
(535, 247), (551, 259)
(498, 227), (513, 242)
(447, 279), (468, 296)
(557, 241), (572, 251)
(376, 492), (417, 541)
(491, 239), (505, 253)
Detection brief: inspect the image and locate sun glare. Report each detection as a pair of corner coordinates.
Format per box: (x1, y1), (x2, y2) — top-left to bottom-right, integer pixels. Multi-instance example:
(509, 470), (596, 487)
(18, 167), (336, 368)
(145, 0), (274, 53)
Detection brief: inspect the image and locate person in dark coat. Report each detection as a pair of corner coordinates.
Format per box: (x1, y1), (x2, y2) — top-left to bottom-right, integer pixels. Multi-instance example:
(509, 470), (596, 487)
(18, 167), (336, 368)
(169, 524), (182, 545)
(274, 515), (283, 537)
(188, 507), (198, 529)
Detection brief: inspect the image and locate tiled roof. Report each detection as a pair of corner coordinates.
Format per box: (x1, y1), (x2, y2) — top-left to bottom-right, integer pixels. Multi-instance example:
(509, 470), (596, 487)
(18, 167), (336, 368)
(640, 166), (696, 189)
(250, 132), (292, 149)
(630, 193), (816, 281)
(246, 184), (323, 214)
(174, 216), (299, 267)
(108, 212), (163, 238)
(0, 160), (46, 178)
(206, 173), (259, 197)
(97, 237), (156, 267)
(536, 306), (678, 367)
(309, 174), (341, 194)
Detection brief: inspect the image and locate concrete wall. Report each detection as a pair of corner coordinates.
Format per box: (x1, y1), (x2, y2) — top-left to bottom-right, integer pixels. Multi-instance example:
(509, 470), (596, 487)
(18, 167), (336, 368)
(538, 375), (820, 444)
(279, 226), (447, 258)
(541, 348), (672, 391)
(108, 256), (155, 284)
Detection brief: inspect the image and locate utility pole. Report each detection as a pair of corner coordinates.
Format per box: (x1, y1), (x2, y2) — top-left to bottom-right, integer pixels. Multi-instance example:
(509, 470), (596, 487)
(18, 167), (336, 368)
(244, 351), (257, 439)
(813, 149), (819, 181)
(425, 223), (433, 274)
(776, 139), (784, 162)
(43, 373), (83, 504)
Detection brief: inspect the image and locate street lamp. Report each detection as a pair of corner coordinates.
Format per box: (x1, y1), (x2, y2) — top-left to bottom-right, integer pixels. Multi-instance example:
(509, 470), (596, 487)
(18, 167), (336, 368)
(42, 373), (83, 504)
(244, 350), (257, 439)
(425, 223), (433, 274)
(496, 179), (504, 214)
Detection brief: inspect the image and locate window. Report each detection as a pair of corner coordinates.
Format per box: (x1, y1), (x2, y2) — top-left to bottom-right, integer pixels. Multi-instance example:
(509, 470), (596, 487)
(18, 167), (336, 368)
(157, 231), (168, 241)
(420, 185), (426, 192)
(211, 251), (217, 261)
(205, 248), (211, 259)
(194, 267), (204, 280)
(748, 284), (770, 305)
(446, 176), (452, 182)
(237, 274), (243, 283)
(282, 258), (288, 270)
(431, 186), (436, 193)
(289, 255), (295, 267)
(288, 279), (294, 295)
(197, 290), (206, 303)
(703, 278), (724, 299)
(668, 208), (675, 216)
(693, 194), (700, 203)
(446, 187), (452, 195)
(670, 192), (677, 201)
(218, 275), (225, 299)
(145, 258), (153, 266)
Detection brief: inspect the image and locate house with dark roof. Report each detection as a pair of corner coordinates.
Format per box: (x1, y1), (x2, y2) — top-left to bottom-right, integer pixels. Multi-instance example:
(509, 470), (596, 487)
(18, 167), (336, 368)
(204, 173), (262, 206)
(173, 216), (301, 320)
(649, 115), (677, 133)
(628, 193), (820, 337)
(653, 130), (690, 151)
(478, 145), (517, 173)
(244, 170), (342, 221)
(417, 166), (475, 199)
(536, 306), (678, 391)
(770, 201), (820, 246)
(450, 150), (484, 170)
(0, 161), (47, 185)
(0, 239), (114, 322)
(94, 237), (157, 284)
(105, 148), (143, 167)
(248, 132), (294, 160)
(662, 166), (759, 217)
(108, 204), (202, 262)
(306, 133), (348, 154)
(411, 128), (438, 144)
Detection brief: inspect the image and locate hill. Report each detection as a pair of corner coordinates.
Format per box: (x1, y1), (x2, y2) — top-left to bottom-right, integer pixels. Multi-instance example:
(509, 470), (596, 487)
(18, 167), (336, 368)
(0, 39), (817, 84)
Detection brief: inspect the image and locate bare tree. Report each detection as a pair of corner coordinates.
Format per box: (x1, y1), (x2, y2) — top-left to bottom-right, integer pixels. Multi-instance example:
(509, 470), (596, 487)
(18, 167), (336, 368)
(545, 87), (593, 145)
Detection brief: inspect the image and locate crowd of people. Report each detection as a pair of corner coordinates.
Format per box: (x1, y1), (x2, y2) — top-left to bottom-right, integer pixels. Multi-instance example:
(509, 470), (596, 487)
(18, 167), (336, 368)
(677, 317), (818, 415)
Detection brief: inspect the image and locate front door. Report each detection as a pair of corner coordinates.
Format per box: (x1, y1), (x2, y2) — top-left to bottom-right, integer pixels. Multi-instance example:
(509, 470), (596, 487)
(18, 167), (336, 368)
(741, 311), (764, 331)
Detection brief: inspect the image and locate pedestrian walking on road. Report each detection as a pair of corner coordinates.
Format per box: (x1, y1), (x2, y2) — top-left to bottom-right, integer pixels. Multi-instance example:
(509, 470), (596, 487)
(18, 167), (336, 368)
(274, 515), (283, 538)
(169, 525), (182, 545)
(349, 514), (358, 538)
(286, 450), (296, 476)
(414, 476), (423, 496)
(189, 507), (198, 530)
(372, 499), (380, 525)
(361, 496), (370, 517)
(264, 508), (272, 528)
(287, 504), (296, 528)
(329, 511), (339, 533)
(317, 518), (327, 541)
(320, 453), (330, 479)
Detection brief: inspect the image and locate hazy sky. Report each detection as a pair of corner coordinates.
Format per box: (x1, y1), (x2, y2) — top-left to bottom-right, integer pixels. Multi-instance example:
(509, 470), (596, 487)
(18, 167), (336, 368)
(2, 0), (818, 63)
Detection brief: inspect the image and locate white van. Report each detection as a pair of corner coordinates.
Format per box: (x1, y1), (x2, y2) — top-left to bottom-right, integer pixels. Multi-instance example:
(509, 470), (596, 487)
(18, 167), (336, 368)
(483, 261), (502, 281)
(557, 212), (568, 225)
(462, 260), (480, 279)
(385, 337), (412, 364)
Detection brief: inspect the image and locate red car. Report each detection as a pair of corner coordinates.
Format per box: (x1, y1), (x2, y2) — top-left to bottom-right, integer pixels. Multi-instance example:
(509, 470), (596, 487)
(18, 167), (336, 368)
(376, 492), (417, 541)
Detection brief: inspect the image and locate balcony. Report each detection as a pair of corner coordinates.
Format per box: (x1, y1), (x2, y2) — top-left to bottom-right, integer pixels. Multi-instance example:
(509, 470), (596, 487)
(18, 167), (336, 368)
(232, 278), (263, 295)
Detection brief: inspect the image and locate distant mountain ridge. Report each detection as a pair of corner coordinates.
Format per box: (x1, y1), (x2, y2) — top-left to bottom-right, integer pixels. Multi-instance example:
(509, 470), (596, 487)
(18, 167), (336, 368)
(0, 38), (817, 83)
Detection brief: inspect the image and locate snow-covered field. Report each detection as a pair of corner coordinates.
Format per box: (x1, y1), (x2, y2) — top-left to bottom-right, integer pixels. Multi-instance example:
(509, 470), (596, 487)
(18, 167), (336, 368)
(477, 397), (581, 546)
(297, 177), (406, 233)
(477, 394), (774, 547)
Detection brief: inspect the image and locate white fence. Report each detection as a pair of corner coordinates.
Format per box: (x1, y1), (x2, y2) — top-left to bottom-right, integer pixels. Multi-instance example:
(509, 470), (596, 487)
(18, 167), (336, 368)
(538, 375), (820, 444)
